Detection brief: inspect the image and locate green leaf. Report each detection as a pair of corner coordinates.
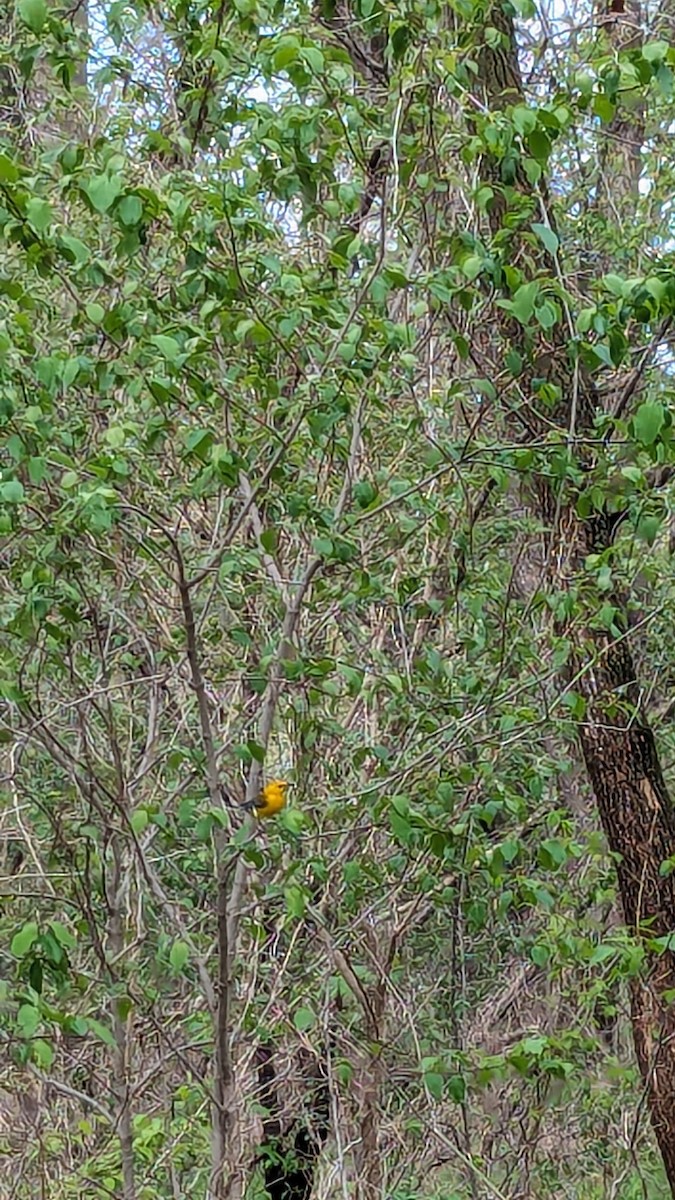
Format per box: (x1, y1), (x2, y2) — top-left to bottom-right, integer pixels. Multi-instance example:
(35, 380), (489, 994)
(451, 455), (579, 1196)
(644, 276), (667, 303)
(523, 157), (542, 185)
(117, 194), (143, 226)
(390, 809), (412, 844)
(656, 64), (673, 97)
(150, 334), (181, 361)
(462, 254), (484, 280)
(589, 342), (614, 369)
(511, 281), (539, 324)
(117, 988), (132, 1017)
(633, 402), (665, 446)
(184, 428), (213, 458)
(28, 457), (46, 484)
(169, 940), (189, 972)
(521, 1035), (547, 1057)
(531, 222), (559, 255)
(17, 1004), (40, 1037)
(339, 665), (364, 694)
(32, 1039), (54, 1069)
(636, 514), (661, 545)
(538, 838), (568, 869)
(0, 154), (19, 182)
(285, 885), (307, 918)
(527, 129), (552, 162)
(651, 931), (675, 954)
(499, 838), (520, 864)
(391, 793), (409, 816)
(593, 95), (615, 123)
(235, 318), (255, 341)
(602, 273), (627, 297)
(447, 1073), (466, 1102)
(1, 479), (25, 503)
(642, 41), (669, 64)
(87, 1018), (116, 1047)
(589, 943), (616, 965)
(85, 302), (105, 325)
(474, 186), (493, 212)
(535, 301), (558, 330)
(11, 921), (39, 956)
(354, 481), (377, 508)
(293, 1006), (315, 1031)
(26, 198), (52, 232)
(506, 349), (523, 375)
(59, 234), (90, 263)
(474, 378), (496, 401)
(50, 921), (77, 949)
(105, 426), (126, 448)
(130, 808), (149, 834)
(511, 104), (537, 135)
(83, 174), (123, 214)
(274, 36), (300, 69)
(284, 808), (305, 835)
(19, 0), (47, 33)
(563, 691), (587, 720)
(424, 1071), (445, 1100)
(247, 739), (266, 763)
(300, 46), (324, 72)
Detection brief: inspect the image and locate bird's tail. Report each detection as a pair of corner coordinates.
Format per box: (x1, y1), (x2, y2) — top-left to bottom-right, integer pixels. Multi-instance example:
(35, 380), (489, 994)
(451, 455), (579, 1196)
(220, 786), (249, 809)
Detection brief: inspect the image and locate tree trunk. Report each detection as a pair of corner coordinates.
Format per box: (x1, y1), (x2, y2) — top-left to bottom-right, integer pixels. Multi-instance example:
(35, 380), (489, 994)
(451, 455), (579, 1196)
(577, 635), (675, 1188)
(108, 836), (137, 1200)
(473, 2), (675, 1189)
(255, 1044), (330, 1200)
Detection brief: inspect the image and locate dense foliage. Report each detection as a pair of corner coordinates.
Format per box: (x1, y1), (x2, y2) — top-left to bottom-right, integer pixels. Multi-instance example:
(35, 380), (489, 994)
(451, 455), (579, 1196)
(3, 0), (675, 1196)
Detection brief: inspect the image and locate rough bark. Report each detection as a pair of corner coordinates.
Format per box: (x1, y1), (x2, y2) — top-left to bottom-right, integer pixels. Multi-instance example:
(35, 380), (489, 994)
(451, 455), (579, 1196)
(175, 544), (238, 1200)
(352, 973), (385, 1200)
(316, 915), (388, 1199)
(108, 835), (137, 1200)
(475, 2), (675, 1190)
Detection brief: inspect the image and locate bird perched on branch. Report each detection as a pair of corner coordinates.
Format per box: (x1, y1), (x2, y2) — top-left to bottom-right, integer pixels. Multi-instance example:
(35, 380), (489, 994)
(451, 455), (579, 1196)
(242, 779), (289, 819)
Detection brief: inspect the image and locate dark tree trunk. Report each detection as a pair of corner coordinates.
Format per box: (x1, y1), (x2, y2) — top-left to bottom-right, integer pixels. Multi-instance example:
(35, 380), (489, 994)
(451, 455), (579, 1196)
(255, 1044), (330, 1200)
(578, 651), (675, 1187)
(474, 3), (675, 1190)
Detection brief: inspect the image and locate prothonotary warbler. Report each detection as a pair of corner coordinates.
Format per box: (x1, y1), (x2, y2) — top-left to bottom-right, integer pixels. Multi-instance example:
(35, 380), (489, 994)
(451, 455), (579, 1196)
(242, 779), (288, 819)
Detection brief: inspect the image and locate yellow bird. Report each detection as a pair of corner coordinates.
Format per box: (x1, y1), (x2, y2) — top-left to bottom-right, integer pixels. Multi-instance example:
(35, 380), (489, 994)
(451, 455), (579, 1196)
(243, 779), (288, 819)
